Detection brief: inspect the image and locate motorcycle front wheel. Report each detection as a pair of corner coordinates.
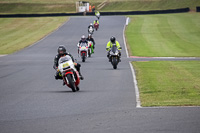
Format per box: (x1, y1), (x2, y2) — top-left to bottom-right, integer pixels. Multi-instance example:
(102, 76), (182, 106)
(66, 74), (76, 92)
(112, 56), (118, 69)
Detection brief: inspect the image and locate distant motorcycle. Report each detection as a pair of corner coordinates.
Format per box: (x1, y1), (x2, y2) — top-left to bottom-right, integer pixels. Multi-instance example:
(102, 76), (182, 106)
(88, 27), (94, 35)
(108, 44), (121, 69)
(94, 23), (99, 31)
(96, 13), (100, 20)
(88, 41), (94, 57)
(58, 55), (80, 92)
(78, 42), (88, 62)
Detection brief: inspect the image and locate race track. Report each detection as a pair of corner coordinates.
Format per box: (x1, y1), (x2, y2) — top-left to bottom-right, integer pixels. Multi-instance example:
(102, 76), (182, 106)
(0, 16), (200, 133)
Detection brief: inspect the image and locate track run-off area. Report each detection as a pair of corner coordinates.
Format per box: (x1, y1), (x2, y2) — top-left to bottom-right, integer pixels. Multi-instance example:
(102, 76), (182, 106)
(0, 16), (200, 133)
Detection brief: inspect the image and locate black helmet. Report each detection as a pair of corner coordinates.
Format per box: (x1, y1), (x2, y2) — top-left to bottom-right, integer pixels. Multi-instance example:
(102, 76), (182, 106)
(57, 45), (66, 55)
(110, 36), (116, 43)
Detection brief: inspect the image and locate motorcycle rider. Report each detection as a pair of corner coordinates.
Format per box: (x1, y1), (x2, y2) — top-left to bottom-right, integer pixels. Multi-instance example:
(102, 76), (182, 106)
(86, 34), (95, 49)
(53, 45), (84, 83)
(106, 36), (122, 62)
(93, 20), (99, 25)
(95, 11), (100, 19)
(88, 23), (94, 34)
(77, 35), (88, 55)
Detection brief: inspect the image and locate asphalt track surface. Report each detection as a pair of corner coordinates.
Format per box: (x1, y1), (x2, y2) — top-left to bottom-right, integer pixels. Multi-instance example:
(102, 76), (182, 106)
(0, 16), (200, 133)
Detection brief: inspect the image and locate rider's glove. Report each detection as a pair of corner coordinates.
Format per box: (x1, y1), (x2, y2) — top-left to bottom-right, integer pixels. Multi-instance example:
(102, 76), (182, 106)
(77, 63), (81, 67)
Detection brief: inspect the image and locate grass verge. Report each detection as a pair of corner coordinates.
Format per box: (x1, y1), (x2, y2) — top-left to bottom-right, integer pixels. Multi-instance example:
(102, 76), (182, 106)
(102, 0), (200, 11)
(0, 17), (68, 54)
(132, 61), (200, 107)
(126, 13), (200, 57)
(0, 0), (200, 13)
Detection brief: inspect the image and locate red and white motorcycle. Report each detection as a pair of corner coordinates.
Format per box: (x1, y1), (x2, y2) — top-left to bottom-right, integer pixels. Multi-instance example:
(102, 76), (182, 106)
(58, 55), (80, 92)
(78, 42), (89, 62)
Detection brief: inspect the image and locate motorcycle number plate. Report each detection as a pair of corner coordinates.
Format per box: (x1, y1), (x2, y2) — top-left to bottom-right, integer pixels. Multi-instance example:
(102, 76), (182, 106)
(63, 63), (69, 68)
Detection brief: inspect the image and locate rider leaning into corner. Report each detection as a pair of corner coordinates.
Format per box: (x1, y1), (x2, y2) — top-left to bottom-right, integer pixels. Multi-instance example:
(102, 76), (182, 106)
(106, 36), (122, 62)
(95, 11), (100, 19)
(86, 34), (95, 49)
(53, 45), (84, 84)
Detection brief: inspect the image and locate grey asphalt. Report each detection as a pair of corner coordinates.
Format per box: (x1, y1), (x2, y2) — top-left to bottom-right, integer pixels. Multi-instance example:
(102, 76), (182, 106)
(0, 16), (200, 133)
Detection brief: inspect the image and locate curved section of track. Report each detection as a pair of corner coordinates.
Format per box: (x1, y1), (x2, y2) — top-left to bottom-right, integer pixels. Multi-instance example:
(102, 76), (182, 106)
(0, 16), (199, 133)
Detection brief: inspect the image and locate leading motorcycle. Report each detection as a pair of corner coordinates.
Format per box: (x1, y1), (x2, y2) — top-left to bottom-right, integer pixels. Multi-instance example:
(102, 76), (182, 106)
(58, 55), (80, 92)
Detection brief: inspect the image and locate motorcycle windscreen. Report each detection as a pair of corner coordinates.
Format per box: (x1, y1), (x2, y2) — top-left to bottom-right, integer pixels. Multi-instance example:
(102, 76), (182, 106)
(58, 55), (72, 64)
(111, 45), (118, 54)
(80, 43), (87, 47)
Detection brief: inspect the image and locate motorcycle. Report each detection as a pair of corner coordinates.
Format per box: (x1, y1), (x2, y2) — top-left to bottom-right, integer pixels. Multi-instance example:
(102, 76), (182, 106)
(88, 27), (94, 35)
(88, 41), (94, 57)
(58, 55), (80, 92)
(109, 44), (122, 69)
(96, 13), (100, 20)
(78, 42), (88, 62)
(94, 23), (99, 31)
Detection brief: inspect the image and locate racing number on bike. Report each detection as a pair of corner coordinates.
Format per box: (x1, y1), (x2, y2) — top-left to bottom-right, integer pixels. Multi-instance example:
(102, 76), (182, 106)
(63, 63), (69, 68)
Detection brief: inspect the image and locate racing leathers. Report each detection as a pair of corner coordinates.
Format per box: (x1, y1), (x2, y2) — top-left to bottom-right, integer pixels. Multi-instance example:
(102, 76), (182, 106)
(86, 37), (95, 49)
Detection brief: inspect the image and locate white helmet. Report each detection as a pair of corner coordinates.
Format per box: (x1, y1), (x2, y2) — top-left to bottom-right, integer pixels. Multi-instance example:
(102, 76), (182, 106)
(90, 23), (93, 26)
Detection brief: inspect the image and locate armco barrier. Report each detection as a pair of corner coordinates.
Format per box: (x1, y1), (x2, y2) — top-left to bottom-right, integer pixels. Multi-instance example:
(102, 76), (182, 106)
(197, 7), (200, 12)
(0, 8), (189, 18)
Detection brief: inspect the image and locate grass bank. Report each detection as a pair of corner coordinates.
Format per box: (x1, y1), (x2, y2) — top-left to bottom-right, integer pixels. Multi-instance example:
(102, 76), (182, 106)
(102, 0), (200, 11)
(0, 0), (200, 13)
(126, 13), (200, 57)
(0, 17), (68, 54)
(132, 61), (200, 107)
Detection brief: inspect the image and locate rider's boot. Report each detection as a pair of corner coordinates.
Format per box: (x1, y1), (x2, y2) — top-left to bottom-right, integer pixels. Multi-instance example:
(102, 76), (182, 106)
(63, 80), (65, 86)
(79, 72), (84, 80)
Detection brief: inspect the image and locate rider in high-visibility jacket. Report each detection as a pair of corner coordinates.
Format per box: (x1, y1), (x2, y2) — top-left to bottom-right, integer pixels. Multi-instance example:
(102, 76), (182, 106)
(106, 36), (121, 61)
(93, 20), (99, 25)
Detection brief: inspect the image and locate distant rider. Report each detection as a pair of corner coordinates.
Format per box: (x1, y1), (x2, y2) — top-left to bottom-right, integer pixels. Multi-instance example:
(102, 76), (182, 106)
(86, 34), (95, 49)
(88, 23), (94, 34)
(106, 36), (122, 61)
(53, 45), (84, 83)
(93, 20), (99, 25)
(95, 11), (100, 19)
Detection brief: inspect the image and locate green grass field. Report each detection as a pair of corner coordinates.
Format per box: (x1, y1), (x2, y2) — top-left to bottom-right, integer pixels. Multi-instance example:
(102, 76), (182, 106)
(0, 0), (199, 13)
(127, 13), (200, 106)
(126, 13), (200, 57)
(0, 17), (68, 54)
(132, 61), (200, 106)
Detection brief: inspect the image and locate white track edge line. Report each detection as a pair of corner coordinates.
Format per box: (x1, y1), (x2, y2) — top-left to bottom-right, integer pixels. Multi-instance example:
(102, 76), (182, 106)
(129, 62), (141, 108)
(124, 17), (141, 108)
(123, 17), (129, 58)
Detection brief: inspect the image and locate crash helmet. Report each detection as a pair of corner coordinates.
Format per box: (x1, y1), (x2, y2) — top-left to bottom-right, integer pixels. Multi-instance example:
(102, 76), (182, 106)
(58, 45), (66, 56)
(90, 23), (93, 26)
(81, 35), (86, 41)
(95, 20), (98, 22)
(110, 36), (116, 43)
